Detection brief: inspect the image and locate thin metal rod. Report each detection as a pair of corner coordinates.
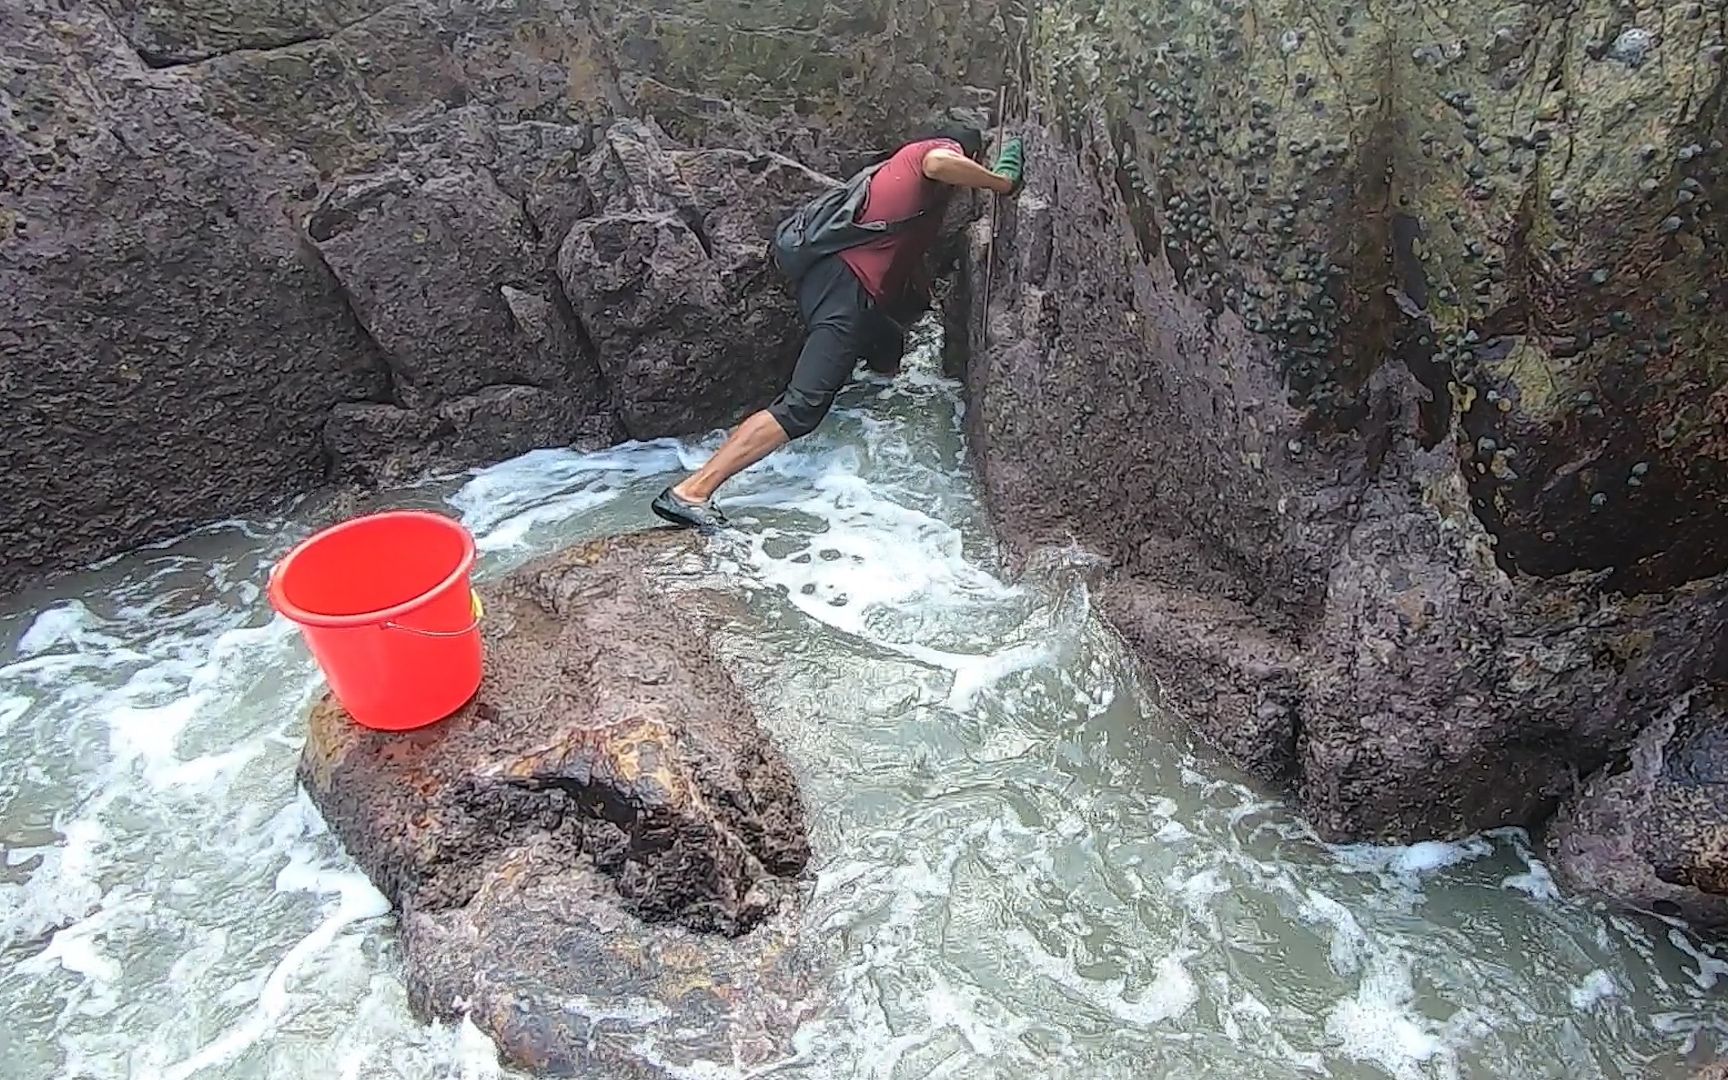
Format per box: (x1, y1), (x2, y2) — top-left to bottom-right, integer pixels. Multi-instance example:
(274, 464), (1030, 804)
(981, 83), (1007, 349)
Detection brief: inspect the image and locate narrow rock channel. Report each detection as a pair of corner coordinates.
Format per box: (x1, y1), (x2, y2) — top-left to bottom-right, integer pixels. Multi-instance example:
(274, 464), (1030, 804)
(1, 336), (1724, 1077)
(5, 0), (1728, 1073)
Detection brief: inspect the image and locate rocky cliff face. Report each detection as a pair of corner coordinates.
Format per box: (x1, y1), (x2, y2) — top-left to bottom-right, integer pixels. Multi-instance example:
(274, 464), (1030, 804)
(0, 0), (1010, 591)
(949, 0), (1727, 918)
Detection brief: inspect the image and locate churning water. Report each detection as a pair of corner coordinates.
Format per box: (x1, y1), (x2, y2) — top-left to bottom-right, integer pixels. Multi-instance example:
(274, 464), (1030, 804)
(3, 325), (1725, 1079)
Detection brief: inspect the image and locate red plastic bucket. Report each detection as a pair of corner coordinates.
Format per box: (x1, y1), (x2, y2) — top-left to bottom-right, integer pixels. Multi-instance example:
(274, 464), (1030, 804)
(268, 510), (483, 732)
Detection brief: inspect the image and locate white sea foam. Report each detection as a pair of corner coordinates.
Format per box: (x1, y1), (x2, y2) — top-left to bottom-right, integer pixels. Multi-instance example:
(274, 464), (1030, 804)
(1170, 867), (1231, 916)
(1007, 928), (1200, 1027)
(1670, 928), (1728, 991)
(1, 817), (109, 949)
(1571, 969), (1619, 1010)
(16, 601), (114, 657)
(20, 888), (149, 987)
(1324, 954), (1451, 1079)
(1502, 862), (1561, 901)
(1155, 819), (1192, 843)
(154, 850), (390, 1080)
(1333, 837), (1494, 877)
(449, 441), (685, 553)
(1298, 887), (1369, 976)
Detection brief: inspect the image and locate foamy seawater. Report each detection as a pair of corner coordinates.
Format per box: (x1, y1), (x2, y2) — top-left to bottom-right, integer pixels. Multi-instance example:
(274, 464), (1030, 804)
(1, 321), (1724, 1079)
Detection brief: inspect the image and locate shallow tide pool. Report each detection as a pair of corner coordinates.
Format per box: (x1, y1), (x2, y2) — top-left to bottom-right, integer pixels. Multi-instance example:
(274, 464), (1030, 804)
(2, 329), (1725, 1079)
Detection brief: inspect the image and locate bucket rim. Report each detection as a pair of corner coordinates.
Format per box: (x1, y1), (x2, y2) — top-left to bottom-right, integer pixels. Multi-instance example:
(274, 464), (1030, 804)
(267, 509), (477, 629)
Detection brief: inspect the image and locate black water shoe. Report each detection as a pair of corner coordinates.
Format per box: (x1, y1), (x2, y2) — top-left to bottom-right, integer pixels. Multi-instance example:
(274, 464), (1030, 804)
(652, 487), (730, 533)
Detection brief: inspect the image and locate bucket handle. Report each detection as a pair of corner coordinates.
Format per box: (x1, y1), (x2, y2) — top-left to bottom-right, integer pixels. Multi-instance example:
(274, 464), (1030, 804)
(382, 590), (485, 638)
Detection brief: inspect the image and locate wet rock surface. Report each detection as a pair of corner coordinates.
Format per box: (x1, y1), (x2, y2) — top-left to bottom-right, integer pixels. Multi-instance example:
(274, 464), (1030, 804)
(1, 0), (1011, 591)
(555, 122), (836, 438)
(1, 0), (384, 596)
(951, 0), (1728, 920)
(322, 386), (619, 488)
(297, 530), (812, 1075)
(1552, 687), (1728, 928)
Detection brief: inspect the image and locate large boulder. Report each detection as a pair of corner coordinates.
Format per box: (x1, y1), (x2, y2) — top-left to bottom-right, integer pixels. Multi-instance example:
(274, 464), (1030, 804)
(951, 0), (1728, 867)
(178, 0), (610, 178)
(96, 0), (399, 65)
(321, 385), (619, 488)
(302, 107), (623, 480)
(586, 0), (1010, 174)
(297, 531), (811, 1075)
(306, 165), (570, 410)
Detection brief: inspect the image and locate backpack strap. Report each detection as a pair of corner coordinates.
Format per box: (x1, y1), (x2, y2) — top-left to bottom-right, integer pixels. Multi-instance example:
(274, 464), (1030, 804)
(831, 162), (928, 233)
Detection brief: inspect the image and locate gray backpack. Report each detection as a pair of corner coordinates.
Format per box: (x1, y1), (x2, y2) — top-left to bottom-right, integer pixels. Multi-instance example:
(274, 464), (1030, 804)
(772, 162), (929, 282)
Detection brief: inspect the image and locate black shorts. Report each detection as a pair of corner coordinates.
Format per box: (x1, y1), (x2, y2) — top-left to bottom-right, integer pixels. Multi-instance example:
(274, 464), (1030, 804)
(766, 256), (906, 440)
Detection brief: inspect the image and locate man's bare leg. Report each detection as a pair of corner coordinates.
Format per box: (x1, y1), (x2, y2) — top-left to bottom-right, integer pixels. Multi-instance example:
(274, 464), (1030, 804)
(674, 410), (789, 502)
(655, 259), (858, 531)
(652, 410), (789, 531)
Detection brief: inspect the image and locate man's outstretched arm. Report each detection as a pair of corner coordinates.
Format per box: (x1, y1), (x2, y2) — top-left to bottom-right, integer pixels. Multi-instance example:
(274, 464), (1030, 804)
(922, 148), (1016, 195)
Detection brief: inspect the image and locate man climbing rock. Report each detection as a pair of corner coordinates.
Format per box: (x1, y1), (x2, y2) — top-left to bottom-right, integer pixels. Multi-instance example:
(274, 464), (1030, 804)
(651, 128), (1027, 531)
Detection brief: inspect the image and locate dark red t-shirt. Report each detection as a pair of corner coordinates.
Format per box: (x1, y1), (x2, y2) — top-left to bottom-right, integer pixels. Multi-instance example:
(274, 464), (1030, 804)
(839, 138), (959, 303)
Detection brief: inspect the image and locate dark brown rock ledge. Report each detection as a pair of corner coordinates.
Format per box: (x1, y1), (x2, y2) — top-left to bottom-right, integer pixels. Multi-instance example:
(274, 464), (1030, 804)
(1550, 686), (1728, 929)
(297, 530), (812, 1076)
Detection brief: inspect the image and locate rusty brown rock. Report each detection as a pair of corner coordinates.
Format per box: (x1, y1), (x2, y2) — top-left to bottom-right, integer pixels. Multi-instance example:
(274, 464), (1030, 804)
(297, 530), (811, 1074)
